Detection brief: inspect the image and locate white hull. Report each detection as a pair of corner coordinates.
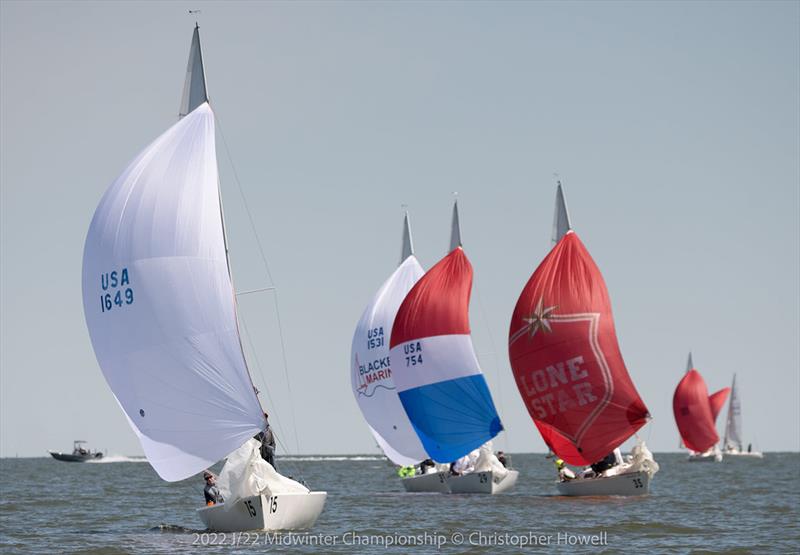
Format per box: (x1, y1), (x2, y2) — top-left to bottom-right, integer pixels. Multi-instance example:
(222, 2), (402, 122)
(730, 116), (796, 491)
(556, 470), (651, 497)
(688, 452), (722, 462)
(723, 450), (764, 459)
(197, 492), (326, 532)
(401, 471), (451, 493)
(448, 470), (519, 494)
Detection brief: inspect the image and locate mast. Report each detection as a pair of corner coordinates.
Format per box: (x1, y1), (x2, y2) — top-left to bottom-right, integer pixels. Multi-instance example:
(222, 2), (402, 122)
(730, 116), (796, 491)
(179, 23), (209, 118)
(551, 180), (572, 245)
(400, 211), (414, 264)
(183, 25), (264, 416)
(449, 199), (462, 252)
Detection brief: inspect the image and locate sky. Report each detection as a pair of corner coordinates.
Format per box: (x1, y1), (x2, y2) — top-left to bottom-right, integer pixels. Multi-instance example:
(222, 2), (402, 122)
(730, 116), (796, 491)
(1, 1), (798, 459)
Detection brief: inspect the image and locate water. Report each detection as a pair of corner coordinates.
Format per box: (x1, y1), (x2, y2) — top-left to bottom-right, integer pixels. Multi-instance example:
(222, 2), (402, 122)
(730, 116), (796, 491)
(1, 453), (798, 554)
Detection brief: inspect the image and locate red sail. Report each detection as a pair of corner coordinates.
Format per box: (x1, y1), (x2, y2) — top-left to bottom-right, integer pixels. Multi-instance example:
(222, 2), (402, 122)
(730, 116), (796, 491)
(673, 369), (719, 453)
(708, 387), (731, 422)
(390, 248), (471, 348)
(508, 232), (649, 466)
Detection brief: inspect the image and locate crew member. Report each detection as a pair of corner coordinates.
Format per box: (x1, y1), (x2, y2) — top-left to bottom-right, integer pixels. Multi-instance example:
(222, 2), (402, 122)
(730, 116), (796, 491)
(203, 471), (223, 506)
(554, 458), (576, 481)
(254, 411), (277, 469)
(398, 465), (415, 478)
(590, 448), (623, 474)
(496, 451), (508, 468)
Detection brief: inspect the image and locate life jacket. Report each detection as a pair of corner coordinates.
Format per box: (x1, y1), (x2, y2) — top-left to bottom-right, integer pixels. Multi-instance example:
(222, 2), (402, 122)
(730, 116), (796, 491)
(398, 466), (415, 478)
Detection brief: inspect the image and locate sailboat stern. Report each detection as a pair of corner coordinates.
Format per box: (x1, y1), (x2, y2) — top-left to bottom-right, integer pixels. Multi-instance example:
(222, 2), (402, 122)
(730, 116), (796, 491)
(556, 470), (651, 497)
(197, 491), (327, 532)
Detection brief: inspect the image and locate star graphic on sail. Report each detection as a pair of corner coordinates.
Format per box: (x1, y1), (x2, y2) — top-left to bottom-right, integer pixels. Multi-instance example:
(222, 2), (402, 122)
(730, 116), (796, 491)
(523, 297), (558, 338)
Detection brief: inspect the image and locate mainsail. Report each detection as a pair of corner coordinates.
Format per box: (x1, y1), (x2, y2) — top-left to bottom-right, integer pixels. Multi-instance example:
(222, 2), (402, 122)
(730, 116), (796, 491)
(351, 213), (427, 465)
(509, 186), (650, 466)
(672, 369), (722, 453)
(722, 374), (743, 451)
(390, 201), (503, 463)
(82, 28), (265, 482)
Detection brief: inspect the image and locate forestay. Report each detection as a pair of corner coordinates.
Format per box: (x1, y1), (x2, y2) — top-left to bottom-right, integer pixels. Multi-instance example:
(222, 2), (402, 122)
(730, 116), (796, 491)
(82, 103), (265, 482)
(351, 215), (427, 465)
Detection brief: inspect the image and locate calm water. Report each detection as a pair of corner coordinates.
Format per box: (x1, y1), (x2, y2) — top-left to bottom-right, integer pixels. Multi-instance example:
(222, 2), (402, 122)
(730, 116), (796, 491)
(1, 453), (798, 554)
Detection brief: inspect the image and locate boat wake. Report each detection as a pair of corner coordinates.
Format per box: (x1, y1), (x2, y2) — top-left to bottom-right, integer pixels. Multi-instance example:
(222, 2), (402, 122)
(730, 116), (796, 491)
(86, 455), (148, 463)
(150, 524), (204, 534)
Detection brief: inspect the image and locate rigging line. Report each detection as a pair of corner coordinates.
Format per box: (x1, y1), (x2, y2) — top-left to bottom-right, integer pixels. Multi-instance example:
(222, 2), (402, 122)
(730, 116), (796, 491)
(474, 280), (510, 453)
(213, 112), (276, 286)
(238, 310), (302, 477)
(272, 291), (302, 455)
(237, 286), (276, 296)
(214, 111), (301, 457)
(237, 314), (287, 442)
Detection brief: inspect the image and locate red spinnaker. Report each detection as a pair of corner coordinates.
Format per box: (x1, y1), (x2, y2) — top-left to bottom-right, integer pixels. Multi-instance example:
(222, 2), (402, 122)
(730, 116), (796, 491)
(673, 369), (720, 453)
(708, 388), (731, 422)
(390, 248), (471, 348)
(508, 232), (650, 466)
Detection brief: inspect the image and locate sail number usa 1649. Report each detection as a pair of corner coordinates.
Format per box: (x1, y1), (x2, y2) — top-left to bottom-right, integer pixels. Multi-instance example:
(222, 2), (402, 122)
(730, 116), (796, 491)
(99, 268), (134, 313)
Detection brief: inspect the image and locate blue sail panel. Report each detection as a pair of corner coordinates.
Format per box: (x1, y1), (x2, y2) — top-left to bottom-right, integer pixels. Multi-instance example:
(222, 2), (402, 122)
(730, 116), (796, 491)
(398, 374), (503, 463)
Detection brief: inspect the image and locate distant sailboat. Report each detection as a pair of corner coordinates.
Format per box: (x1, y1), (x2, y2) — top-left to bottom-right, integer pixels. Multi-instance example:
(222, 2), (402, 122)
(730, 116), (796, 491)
(721, 374), (763, 458)
(673, 356), (730, 462)
(389, 200), (518, 494)
(508, 182), (659, 496)
(82, 24), (325, 531)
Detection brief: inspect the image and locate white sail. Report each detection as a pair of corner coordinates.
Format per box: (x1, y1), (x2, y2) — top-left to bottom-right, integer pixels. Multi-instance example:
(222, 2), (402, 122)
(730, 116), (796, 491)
(180, 25), (209, 117)
(551, 181), (572, 245)
(351, 216), (427, 465)
(82, 103), (265, 482)
(723, 374), (743, 451)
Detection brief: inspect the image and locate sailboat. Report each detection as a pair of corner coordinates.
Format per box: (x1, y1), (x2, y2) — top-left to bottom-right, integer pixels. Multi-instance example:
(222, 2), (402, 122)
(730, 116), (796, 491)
(721, 374), (763, 458)
(350, 213), (451, 492)
(508, 183), (659, 496)
(673, 356), (730, 462)
(81, 24), (326, 531)
(387, 201), (518, 494)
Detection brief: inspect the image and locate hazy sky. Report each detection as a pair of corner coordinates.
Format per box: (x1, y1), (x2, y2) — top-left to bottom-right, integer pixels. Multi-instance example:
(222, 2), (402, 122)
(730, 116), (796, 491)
(1, 1), (798, 458)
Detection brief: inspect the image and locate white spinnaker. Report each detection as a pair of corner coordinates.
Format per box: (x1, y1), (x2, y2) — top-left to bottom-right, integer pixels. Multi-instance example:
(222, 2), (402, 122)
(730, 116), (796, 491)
(82, 103), (264, 482)
(351, 255), (427, 466)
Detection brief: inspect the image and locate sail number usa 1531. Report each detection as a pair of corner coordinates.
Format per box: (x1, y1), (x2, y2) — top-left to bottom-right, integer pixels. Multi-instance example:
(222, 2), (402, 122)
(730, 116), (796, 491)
(99, 268), (134, 313)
